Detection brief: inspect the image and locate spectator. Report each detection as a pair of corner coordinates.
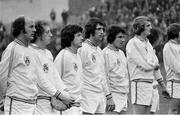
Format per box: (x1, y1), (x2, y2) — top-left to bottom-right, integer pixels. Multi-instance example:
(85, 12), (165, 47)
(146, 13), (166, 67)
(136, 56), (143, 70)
(61, 10), (69, 26)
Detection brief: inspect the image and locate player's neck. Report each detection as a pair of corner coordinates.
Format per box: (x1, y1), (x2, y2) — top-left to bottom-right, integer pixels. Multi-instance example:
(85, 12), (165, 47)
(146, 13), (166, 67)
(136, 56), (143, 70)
(16, 35), (29, 47)
(140, 33), (148, 41)
(89, 37), (99, 47)
(68, 45), (78, 54)
(136, 34), (148, 42)
(35, 41), (46, 49)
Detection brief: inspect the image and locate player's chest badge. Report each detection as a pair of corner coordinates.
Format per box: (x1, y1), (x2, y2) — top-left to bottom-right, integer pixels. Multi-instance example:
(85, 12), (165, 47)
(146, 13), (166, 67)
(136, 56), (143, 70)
(43, 64), (49, 73)
(117, 59), (121, 66)
(73, 63), (78, 72)
(24, 56), (30, 66)
(92, 54), (96, 63)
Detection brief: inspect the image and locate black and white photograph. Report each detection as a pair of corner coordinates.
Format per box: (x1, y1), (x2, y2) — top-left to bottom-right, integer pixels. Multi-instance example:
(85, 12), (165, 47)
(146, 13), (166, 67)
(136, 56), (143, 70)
(0, 0), (180, 114)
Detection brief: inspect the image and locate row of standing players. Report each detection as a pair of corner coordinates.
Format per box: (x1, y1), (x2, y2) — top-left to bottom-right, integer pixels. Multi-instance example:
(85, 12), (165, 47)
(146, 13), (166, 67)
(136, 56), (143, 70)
(0, 15), (179, 115)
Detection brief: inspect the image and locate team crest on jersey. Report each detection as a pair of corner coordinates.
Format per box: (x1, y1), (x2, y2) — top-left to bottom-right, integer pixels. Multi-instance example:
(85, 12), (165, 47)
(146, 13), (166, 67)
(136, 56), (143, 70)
(73, 63), (78, 72)
(117, 59), (121, 66)
(24, 56), (30, 66)
(43, 64), (49, 73)
(145, 46), (148, 52)
(92, 54), (96, 63)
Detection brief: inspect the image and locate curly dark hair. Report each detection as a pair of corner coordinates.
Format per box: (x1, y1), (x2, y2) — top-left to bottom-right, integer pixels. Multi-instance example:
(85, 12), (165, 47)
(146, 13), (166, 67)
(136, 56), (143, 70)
(31, 20), (48, 43)
(61, 24), (83, 49)
(84, 17), (106, 39)
(167, 23), (180, 40)
(107, 25), (126, 44)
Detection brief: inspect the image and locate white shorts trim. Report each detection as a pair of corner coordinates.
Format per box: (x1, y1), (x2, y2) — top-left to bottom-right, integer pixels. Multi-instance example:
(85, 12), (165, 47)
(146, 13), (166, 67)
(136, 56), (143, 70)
(131, 81), (153, 106)
(4, 96), (36, 115)
(167, 81), (180, 99)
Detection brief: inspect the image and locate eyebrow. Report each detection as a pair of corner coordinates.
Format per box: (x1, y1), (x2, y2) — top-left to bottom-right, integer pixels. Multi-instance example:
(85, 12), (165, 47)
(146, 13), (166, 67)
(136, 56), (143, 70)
(75, 33), (83, 36)
(29, 25), (35, 27)
(117, 35), (125, 37)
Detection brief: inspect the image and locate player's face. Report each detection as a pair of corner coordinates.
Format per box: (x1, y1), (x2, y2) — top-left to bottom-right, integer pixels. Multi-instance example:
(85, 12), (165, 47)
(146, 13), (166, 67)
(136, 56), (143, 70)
(94, 24), (105, 42)
(113, 32), (126, 49)
(24, 17), (36, 41)
(72, 32), (83, 48)
(42, 26), (52, 45)
(143, 21), (152, 36)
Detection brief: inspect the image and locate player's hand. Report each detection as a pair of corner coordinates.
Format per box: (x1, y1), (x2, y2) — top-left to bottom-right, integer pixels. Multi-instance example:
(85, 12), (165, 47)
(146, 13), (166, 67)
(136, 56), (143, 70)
(154, 65), (160, 70)
(162, 88), (171, 99)
(58, 93), (75, 108)
(106, 93), (115, 111)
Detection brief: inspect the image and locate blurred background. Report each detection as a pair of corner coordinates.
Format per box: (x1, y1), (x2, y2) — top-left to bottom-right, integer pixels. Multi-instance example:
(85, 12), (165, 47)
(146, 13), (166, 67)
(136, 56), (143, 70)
(0, 0), (180, 58)
(0, 0), (180, 113)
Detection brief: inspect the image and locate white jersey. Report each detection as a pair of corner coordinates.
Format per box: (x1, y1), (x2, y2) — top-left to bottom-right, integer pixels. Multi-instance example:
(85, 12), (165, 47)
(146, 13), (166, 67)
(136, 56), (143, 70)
(54, 48), (82, 100)
(0, 39), (57, 100)
(163, 40), (180, 81)
(102, 44), (129, 93)
(126, 36), (161, 81)
(30, 44), (67, 97)
(78, 40), (110, 95)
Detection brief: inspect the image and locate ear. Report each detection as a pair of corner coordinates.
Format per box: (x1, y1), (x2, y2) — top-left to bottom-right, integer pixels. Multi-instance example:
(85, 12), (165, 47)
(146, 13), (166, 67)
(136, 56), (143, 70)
(22, 27), (26, 34)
